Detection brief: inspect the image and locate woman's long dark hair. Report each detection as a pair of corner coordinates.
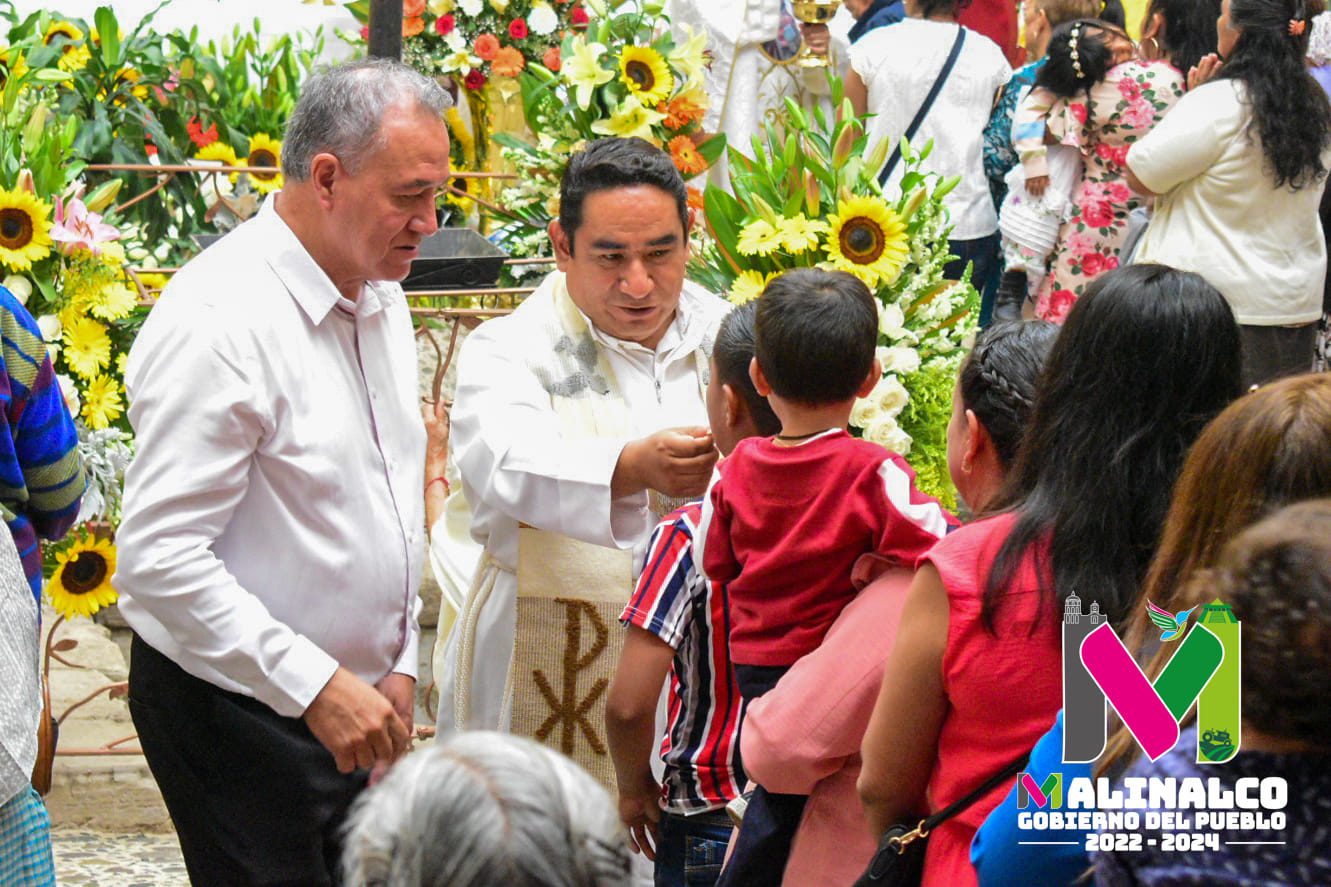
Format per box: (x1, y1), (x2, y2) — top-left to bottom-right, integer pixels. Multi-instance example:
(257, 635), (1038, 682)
(1222, 0), (1331, 190)
(1145, 0), (1221, 75)
(980, 265), (1242, 633)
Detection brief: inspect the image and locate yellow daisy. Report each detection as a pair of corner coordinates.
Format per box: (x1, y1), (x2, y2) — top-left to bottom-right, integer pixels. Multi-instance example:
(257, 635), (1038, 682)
(727, 269), (772, 306)
(245, 133), (284, 195)
(618, 45), (674, 106)
(0, 188), (53, 273)
(90, 282), (137, 322)
(736, 218), (782, 257)
(824, 195), (909, 289)
(775, 215), (829, 254)
(47, 533), (118, 620)
(61, 316), (112, 380)
(81, 373), (124, 430)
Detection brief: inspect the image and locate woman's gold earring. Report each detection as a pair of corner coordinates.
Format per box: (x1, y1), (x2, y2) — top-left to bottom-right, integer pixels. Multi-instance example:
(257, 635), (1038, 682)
(1140, 35), (1159, 59)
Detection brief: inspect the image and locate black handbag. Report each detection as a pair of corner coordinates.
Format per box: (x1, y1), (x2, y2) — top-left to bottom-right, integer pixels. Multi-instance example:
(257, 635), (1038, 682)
(853, 751), (1029, 887)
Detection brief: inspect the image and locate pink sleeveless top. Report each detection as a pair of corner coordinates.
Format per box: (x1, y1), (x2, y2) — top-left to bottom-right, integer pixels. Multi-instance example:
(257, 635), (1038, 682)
(919, 512), (1063, 887)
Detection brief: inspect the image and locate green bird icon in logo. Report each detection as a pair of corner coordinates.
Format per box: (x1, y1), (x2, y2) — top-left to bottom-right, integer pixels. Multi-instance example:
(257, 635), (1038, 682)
(1147, 600), (1196, 642)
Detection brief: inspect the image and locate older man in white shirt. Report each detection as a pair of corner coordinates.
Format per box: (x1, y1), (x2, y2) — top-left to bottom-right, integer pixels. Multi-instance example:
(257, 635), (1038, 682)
(436, 140), (727, 774)
(114, 59), (450, 886)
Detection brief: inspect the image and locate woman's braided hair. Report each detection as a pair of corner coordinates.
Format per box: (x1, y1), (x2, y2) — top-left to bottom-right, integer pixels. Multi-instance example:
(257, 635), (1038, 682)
(958, 320), (1060, 469)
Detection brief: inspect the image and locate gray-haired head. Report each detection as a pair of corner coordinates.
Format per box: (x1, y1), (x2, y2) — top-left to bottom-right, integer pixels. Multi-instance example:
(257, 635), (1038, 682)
(282, 58), (451, 182)
(340, 732), (631, 887)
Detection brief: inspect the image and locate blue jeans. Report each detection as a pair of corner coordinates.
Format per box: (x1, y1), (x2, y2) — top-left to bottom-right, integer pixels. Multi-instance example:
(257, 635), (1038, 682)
(946, 233), (1002, 328)
(655, 810), (734, 887)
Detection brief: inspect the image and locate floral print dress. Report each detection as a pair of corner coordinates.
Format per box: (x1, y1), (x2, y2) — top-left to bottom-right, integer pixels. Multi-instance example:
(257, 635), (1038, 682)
(1035, 60), (1185, 322)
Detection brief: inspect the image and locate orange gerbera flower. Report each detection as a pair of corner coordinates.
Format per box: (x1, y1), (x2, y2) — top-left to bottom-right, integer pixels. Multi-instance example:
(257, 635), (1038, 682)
(403, 15), (425, 37)
(474, 33), (501, 60)
(403, 0), (427, 14)
(660, 92), (706, 130)
(669, 135), (707, 176)
(492, 46), (525, 77)
(686, 186), (705, 213)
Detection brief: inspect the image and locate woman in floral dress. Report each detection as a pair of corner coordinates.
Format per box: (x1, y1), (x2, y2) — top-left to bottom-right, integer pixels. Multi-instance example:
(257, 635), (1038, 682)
(1035, 55), (1184, 322)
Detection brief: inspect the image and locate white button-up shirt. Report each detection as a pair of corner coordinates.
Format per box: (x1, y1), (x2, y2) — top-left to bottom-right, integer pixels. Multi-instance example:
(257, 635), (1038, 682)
(116, 198), (425, 719)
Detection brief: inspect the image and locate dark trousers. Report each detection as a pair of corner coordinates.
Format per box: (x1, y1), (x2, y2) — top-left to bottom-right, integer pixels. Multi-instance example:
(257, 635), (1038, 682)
(128, 635), (368, 886)
(656, 809), (734, 887)
(715, 664), (805, 887)
(947, 233), (1003, 327)
(1238, 322), (1318, 391)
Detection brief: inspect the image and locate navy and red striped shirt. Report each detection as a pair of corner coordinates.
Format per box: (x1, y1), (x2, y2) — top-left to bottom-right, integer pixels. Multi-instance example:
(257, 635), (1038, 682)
(620, 502), (745, 815)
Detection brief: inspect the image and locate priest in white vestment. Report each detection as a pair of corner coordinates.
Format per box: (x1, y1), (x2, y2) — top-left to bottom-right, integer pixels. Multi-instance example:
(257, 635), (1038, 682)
(434, 138), (728, 739)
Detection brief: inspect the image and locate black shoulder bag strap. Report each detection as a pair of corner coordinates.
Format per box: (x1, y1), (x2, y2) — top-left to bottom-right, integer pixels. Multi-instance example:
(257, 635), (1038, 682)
(877, 25), (968, 186)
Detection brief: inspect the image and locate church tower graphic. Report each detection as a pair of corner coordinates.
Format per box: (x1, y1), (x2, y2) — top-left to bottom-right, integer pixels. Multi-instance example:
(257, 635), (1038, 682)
(1062, 591), (1108, 761)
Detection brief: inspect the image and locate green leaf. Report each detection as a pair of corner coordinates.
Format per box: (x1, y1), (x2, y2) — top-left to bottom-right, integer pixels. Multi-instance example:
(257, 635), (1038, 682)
(95, 6), (120, 69)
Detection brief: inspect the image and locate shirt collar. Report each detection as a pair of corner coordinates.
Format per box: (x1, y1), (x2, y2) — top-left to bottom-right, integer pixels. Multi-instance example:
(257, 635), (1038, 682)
(256, 196), (399, 325)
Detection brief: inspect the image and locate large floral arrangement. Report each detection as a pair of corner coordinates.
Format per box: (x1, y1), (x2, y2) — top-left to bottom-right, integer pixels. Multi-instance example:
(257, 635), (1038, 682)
(0, 26), (137, 535)
(489, 0), (721, 272)
(691, 82), (977, 507)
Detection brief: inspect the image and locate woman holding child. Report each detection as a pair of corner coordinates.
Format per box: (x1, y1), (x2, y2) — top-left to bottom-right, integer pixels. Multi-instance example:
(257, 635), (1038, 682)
(857, 265), (1242, 887)
(1126, 0), (1331, 388)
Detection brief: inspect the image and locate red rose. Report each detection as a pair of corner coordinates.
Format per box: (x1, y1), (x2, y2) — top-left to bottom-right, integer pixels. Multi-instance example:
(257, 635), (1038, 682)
(1080, 200), (1115, 229)
(1079, 252), (1105, 276)
(435, 13), (455, 35)
(1104, 255), (1120, 271)
(1042, 289), (1078, 323)
(509, 18), (529, 40)
(1108, 182), (1131, 202)
(360, 25), (370, 40)
(543, 45), (562, 72)
(464, 69), (487, 90)
(1069, 103), (1088, 124)
(571, 6), (589, 26)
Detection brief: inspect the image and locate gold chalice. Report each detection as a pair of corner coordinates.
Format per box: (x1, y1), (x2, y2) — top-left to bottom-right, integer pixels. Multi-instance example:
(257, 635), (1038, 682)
(793, 0), (842, 68)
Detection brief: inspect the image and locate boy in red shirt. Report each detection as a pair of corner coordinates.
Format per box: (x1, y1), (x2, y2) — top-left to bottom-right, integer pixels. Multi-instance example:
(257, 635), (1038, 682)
(705, 268), (955, 886)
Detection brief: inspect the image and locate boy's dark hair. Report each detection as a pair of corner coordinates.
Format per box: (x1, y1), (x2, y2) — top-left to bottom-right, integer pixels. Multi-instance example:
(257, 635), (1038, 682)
(1207, 498), (1331, 748)
(754, 269), (878, 406)
(914, 0), (973, 16)
(959, 320), (1060, 470)
(713, 303), (782, 437)
(558, 137), (689, 255)
(1036, 19), (1125, 97)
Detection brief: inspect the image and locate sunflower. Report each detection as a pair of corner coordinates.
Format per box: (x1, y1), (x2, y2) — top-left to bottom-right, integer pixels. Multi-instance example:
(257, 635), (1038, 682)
(47, 534), (118, 620)
(43, 22), (91, 74)
(0, 49), (29, 90)
(195, 141), (241, 184)
(245, 134), (284, 195)
(668, 135), (707, 176)
(824, 196), (909, 288)
(618, 45), (673, 106)
(61, 316), (112, 380)
(0, 188), (53, 273)
(81, 373), (125, 430)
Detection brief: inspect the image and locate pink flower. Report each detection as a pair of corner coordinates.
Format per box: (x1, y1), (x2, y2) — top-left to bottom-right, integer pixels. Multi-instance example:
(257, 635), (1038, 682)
(1104, 255), (1120, 271)
(1080, 252), (1106, 276)
(1066, 232), (1096, 255)
(435, 13), (455, 35)
(509, 18), (529, 40)
(1069, 103), (1088, 124)
(49, 197), (120, 256)
(1094, 144), (1130, 167)
(1040, 288), (1078, 324)
(1080, 199), (1115, 229)
(1108, 182), (1131, 202)
(1117, 78), (1141, 102)
(1119, 100), (1155, 129)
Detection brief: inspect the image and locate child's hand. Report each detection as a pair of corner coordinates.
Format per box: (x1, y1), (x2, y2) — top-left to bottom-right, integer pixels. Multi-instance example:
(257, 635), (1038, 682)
(1026, 175), (1050, 198)
(1188, 54), (1223, 91)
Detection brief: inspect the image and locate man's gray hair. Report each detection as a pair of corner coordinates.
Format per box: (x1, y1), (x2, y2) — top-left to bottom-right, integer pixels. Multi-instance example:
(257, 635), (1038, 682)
(282, 57), (451, 182)
(340, 732), (632, 887)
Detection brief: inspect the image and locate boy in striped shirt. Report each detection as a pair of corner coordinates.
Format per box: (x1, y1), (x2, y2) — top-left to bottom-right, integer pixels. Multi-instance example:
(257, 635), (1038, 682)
(606, 302), (780, 887)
